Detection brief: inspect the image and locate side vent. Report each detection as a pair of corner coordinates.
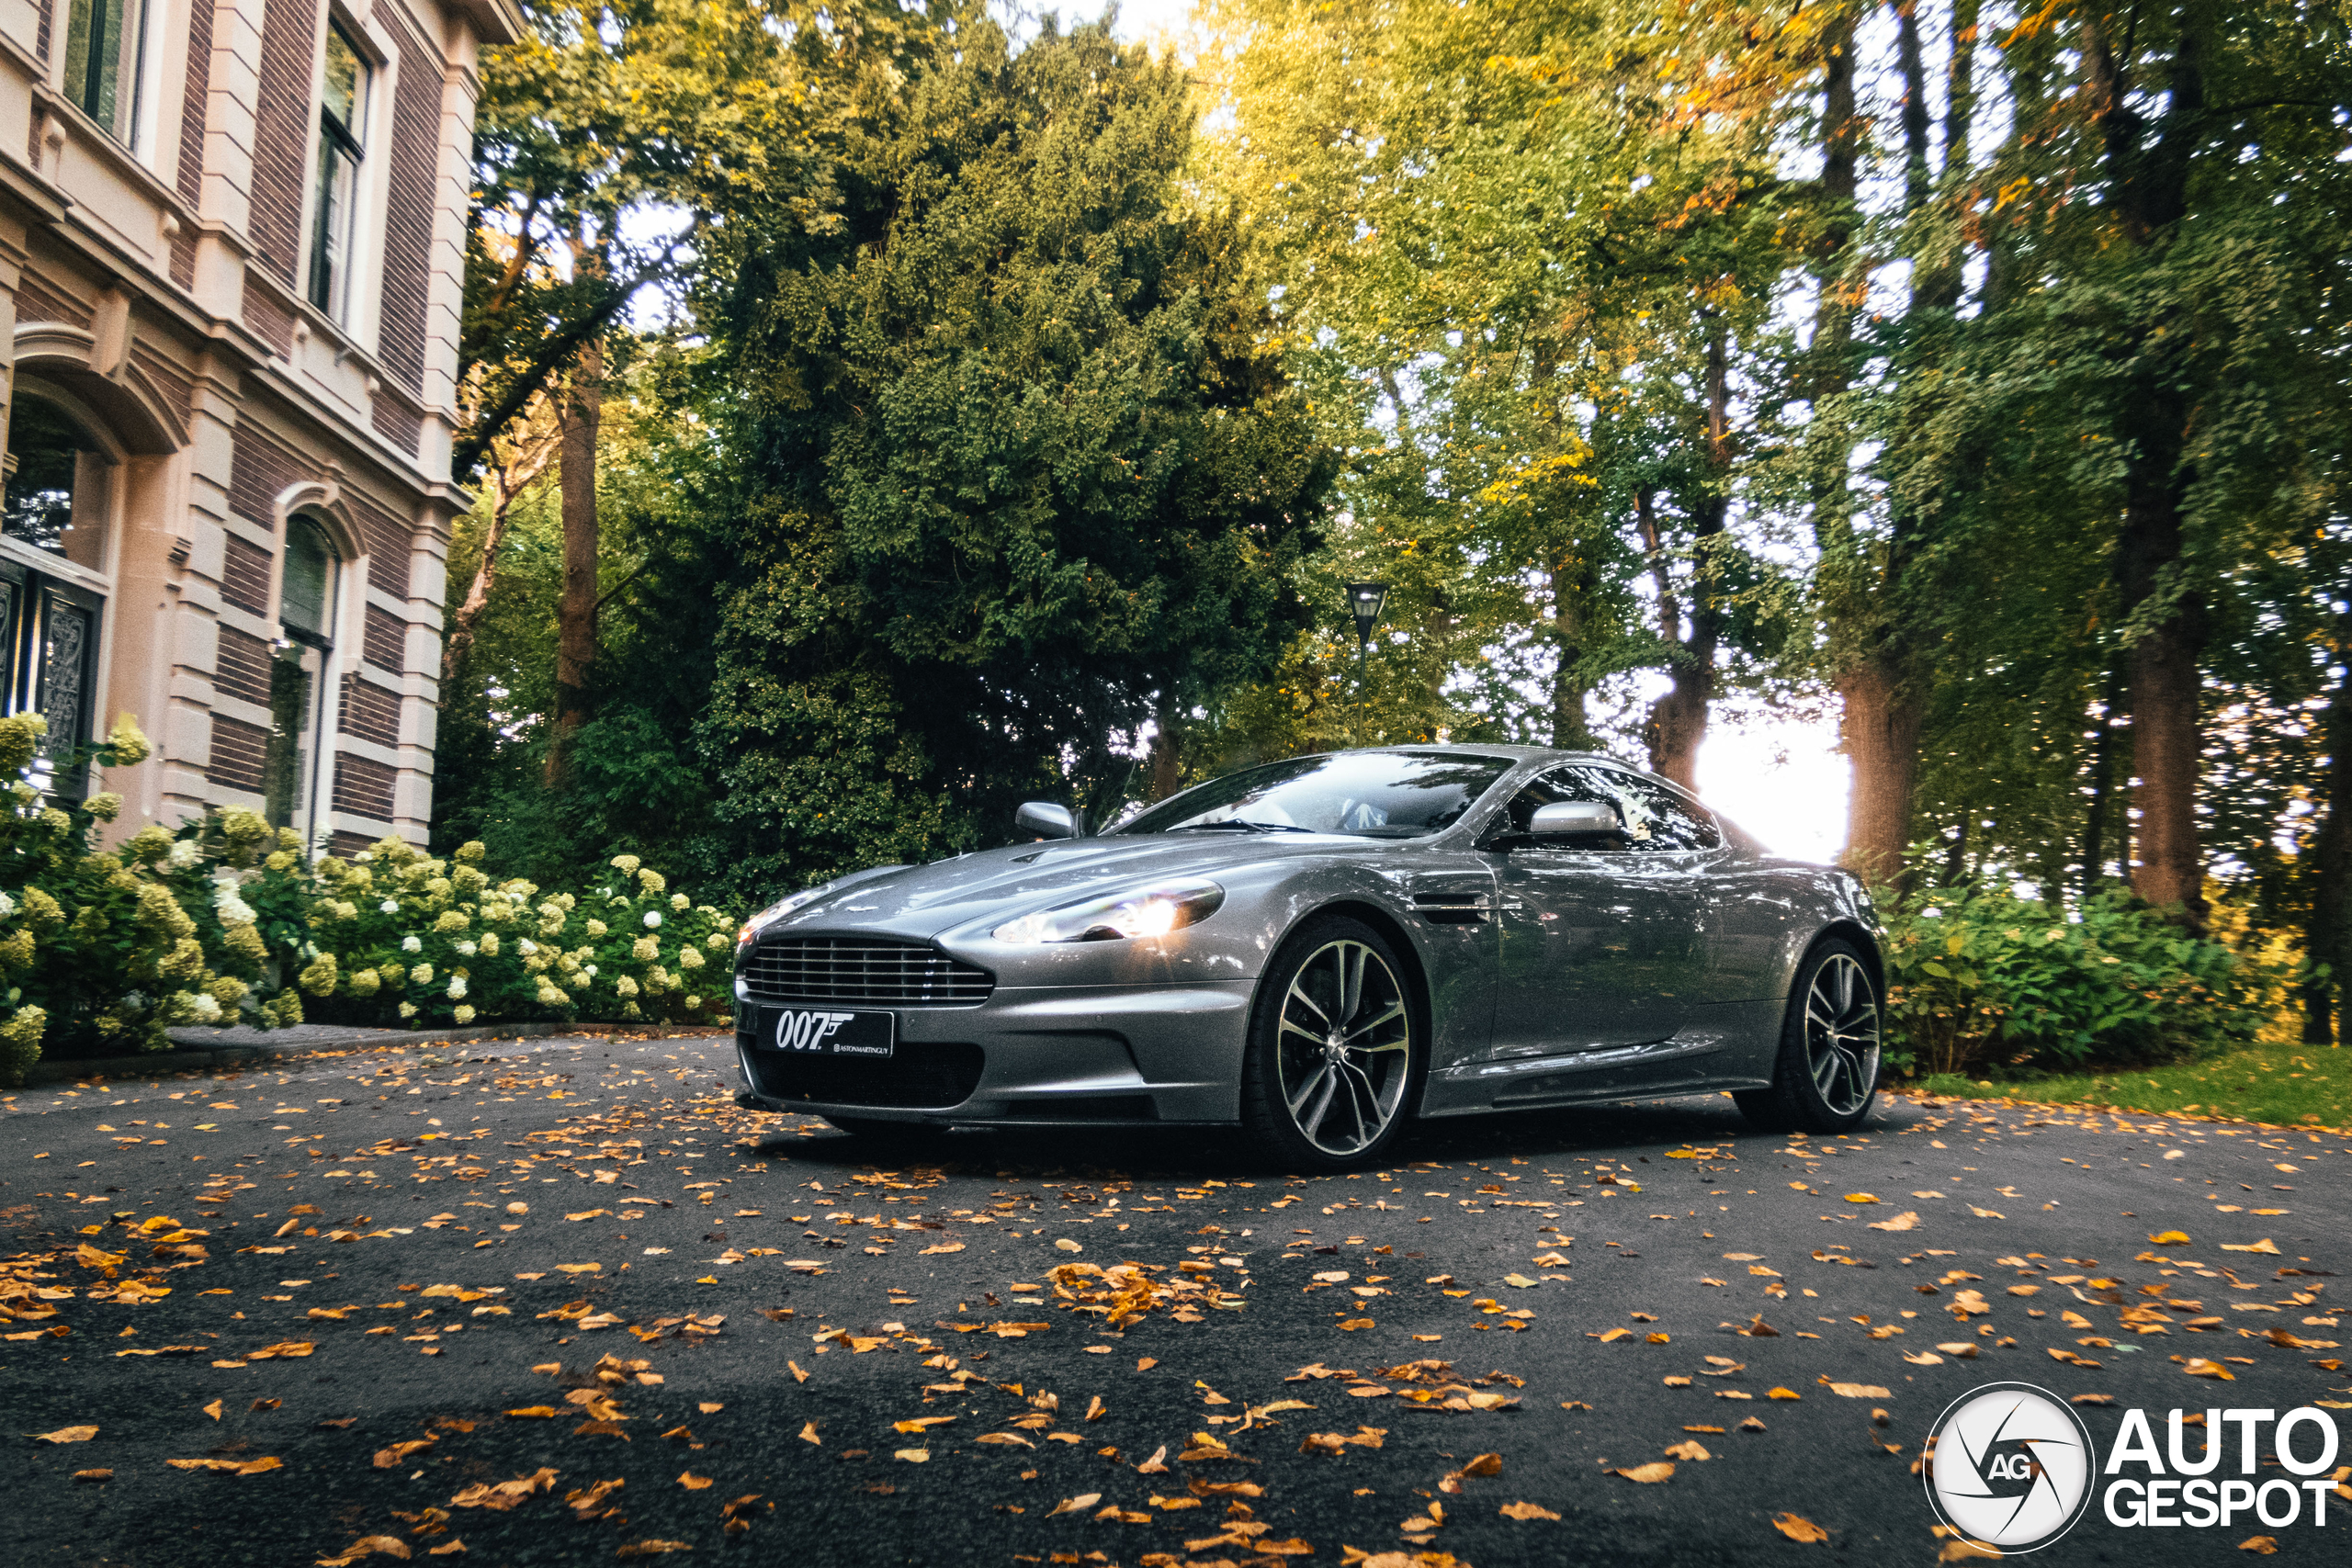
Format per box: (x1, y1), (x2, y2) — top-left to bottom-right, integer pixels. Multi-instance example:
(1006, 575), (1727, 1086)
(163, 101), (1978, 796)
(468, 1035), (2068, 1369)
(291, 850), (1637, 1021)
(1410, 891), (1492, 925)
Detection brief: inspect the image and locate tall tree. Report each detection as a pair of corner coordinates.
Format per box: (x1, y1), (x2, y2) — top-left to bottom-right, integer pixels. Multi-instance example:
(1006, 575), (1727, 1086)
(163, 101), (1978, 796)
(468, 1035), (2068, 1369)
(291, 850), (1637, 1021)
(681, 16), (1331, 891)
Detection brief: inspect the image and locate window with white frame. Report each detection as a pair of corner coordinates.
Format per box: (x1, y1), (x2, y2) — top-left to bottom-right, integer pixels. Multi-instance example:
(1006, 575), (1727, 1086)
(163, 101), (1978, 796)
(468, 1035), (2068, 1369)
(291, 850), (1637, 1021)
(307, 20), (371, 322)
(62, 0), (149, 143)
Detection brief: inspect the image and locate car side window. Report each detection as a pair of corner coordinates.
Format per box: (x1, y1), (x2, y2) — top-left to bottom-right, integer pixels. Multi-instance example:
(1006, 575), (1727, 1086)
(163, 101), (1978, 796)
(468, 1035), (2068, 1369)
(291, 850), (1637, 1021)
(1496, 765), (1622, 848)
(1589, 767), (1721, 851)
(1496, 763), (1720, 852)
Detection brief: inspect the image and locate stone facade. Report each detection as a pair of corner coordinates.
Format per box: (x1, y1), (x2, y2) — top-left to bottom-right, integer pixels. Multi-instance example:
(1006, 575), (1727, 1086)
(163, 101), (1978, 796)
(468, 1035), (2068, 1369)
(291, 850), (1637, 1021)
(0, 0), (515, 853)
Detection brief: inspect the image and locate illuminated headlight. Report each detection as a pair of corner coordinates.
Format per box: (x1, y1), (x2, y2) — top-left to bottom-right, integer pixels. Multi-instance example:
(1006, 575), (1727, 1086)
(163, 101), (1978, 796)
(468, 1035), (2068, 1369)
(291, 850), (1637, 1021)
(992, 880), (1226, 944)
(736, 882), (837, 949)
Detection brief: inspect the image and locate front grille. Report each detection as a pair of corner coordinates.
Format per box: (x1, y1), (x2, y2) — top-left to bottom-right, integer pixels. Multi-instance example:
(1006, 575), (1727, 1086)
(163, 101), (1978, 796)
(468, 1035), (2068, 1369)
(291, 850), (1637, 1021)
(741, 938), (993, 1007)
(742, 1041), (985, 1110)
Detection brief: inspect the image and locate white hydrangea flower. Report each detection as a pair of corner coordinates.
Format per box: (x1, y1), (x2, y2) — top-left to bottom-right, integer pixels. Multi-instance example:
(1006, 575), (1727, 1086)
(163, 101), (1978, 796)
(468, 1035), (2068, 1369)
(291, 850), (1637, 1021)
(379, 899), (400, 914)
(447, 976), (468, 999)
(413, 964), (435, 987)
(401, 935), (423, 953)
(582, 964), (598, 978)
(167, 840), (201, 869)
(455, 941), (477, 957)
(452, 1004), (476, 1024)
(190, 992), (222, 1021)
(398, 1001), (417, 1019)
(518, 938), (538, 956)
(642, 911), (662, 929)
(214, 885), (257, 926)
(0, 892), (14, 919)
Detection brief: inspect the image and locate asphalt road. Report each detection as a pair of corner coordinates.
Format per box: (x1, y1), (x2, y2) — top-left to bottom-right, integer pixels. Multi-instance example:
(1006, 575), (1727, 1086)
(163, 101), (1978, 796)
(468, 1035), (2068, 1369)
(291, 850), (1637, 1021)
(4, 1031), (2347, 1567)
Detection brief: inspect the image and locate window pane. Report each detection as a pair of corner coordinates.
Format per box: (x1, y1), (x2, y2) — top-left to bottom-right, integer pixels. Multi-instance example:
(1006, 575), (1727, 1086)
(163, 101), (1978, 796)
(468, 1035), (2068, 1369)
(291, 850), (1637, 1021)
(4, 400), (91, 557)
(281, 519), (335, 637)
(1503, 763), (1721, 852)
(322, 23), (365, 136)
(1120, 750), (1516, 839)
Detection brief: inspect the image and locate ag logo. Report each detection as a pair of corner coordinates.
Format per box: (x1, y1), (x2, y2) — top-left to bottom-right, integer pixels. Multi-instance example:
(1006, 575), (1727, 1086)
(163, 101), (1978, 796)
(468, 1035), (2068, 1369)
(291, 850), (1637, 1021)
(774, 1010), (854, 1052)
(1924, 1382), (2096, 1552)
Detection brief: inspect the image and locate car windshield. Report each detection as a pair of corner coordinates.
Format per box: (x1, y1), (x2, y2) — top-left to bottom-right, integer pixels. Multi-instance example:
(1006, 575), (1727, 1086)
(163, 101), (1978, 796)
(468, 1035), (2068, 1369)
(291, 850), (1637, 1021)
(1116, 751), (1518, 839)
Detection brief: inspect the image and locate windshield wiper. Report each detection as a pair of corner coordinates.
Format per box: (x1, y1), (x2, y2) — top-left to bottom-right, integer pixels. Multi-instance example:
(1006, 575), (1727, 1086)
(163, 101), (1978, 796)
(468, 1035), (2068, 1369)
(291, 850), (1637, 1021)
(1168, 819), (1316, 834)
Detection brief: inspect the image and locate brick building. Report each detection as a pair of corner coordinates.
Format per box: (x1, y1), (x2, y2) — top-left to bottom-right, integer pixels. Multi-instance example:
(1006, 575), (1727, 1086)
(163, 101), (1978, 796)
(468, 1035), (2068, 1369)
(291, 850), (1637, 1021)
(0, 0), (516, 852)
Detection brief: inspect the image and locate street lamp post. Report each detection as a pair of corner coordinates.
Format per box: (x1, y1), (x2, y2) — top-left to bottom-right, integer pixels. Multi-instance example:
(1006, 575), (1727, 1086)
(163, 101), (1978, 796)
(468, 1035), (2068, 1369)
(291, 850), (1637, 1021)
(1345, 581), (1388, 748)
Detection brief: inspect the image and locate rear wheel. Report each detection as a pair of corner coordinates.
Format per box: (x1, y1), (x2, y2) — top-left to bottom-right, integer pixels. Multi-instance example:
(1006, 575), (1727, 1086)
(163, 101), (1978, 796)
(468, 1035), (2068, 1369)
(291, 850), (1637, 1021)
(1239, 916), (1421, 1171)
(1736, 938), (1882, 1134)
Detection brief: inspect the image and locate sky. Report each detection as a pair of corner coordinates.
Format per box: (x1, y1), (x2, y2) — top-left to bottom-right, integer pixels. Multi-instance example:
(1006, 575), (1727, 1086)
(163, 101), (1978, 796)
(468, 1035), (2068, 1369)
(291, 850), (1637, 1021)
(1088, 1), (1854, 863)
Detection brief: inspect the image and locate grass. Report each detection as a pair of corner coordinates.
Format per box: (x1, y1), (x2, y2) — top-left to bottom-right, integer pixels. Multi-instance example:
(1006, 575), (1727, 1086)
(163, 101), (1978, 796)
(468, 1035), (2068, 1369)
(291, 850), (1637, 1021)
(1910, 1038), (2352, 1131)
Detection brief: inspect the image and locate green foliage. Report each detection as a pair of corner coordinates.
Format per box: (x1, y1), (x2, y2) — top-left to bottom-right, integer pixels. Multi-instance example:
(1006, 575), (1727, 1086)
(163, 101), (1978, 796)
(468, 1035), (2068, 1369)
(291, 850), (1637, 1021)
(662, 16), (1329, 897)
(1881, 854), (2285, 1080)
(0, 716), (247, 1081)
(0, 711), (741, 1087)
(282, 842), (737, 1030)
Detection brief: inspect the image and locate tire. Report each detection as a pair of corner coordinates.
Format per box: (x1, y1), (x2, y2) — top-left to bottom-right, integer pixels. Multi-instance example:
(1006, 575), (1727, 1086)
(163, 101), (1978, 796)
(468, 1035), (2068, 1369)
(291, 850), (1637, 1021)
(1736, 937), (1883, 1135)
(1239, 915), (1423, 1171)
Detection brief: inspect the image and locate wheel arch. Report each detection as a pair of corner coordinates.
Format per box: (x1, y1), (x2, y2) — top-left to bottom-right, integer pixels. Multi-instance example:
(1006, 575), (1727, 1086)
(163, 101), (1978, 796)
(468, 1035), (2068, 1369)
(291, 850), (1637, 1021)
(1249, 897), (1439, 1102)
(1813, 919), (1887, 998)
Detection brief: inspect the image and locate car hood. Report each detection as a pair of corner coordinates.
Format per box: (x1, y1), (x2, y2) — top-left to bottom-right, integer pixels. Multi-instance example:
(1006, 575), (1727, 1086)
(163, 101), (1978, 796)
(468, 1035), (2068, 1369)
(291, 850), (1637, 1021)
(754, 833), (1363, 943)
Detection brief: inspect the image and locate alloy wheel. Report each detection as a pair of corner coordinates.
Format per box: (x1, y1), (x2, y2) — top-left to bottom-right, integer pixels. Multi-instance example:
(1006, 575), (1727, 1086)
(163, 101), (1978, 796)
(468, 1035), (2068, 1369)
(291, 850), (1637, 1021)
(1804, 953), (1882, 1116)
(1274, 938), (1412, 1156)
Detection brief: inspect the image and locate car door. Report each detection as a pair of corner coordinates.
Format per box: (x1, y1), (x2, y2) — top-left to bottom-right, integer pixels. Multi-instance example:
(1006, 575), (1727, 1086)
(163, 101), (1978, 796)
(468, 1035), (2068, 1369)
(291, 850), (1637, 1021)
(1480, 762), (1715, 1062)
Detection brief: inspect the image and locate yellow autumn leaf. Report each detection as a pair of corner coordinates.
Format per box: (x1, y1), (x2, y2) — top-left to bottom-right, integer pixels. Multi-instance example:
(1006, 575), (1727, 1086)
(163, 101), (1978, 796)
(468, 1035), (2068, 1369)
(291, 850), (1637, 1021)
(1773, 1513), (1830, 1543)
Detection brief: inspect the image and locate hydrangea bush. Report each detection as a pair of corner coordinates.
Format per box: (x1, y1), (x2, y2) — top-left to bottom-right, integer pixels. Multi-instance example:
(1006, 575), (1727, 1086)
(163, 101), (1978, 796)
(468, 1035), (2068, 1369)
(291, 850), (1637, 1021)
(0, 714), (254, 1084)
(0, 710), (741, 1087)
(277, 842), (737, 1031)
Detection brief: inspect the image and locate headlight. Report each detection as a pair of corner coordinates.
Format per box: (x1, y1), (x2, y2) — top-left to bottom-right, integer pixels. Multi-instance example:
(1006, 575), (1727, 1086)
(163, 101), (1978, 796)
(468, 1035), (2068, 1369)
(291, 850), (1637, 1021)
(992, 879), (1226, 944)
(736, 883), (836, 949)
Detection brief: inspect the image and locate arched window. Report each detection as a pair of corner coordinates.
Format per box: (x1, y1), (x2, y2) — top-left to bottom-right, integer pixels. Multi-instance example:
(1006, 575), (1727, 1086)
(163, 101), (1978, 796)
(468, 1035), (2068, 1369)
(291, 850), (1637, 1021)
(264, 516), (340, 833)
(4, 395), (108, 570)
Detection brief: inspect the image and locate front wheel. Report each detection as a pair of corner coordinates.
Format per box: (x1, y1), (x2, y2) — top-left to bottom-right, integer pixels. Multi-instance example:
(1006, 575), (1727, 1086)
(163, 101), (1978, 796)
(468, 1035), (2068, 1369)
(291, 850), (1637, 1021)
(1239, 916), (1422, 1171)
(1736, 938), (1883, 1134)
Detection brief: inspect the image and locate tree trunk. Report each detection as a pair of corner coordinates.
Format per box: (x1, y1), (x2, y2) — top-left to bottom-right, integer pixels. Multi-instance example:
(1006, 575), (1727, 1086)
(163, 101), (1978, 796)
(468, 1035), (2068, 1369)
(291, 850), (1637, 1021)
(1549, 541), (1596, 751)
(2303, 613), (2352, 1043)
(1148, 694), (1182, 801)
(2087, 13), (2209, 931)
(1644, 321), (1730, 789)
(546, 339), (604, 788)
(2079, 656), (2126, 893)
(1839, 659), (1924, 886)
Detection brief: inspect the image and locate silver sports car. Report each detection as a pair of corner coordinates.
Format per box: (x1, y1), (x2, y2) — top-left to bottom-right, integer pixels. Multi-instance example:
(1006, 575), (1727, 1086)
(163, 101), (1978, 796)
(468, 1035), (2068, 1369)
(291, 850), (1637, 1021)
(730, 746), (1883, 1169)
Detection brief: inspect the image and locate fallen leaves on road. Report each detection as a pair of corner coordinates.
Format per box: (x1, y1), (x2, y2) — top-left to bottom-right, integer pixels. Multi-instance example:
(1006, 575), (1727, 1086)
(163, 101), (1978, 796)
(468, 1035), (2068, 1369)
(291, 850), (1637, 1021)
(1772, 1514), (1830, 1544)
(1610, 1461), (1674, 1483)
(167, 1455), (282, 1474)
(1498, 1501), (1560, 1521)
(449, 1470), (558, 1511)
(31, 1426), (97, 1443)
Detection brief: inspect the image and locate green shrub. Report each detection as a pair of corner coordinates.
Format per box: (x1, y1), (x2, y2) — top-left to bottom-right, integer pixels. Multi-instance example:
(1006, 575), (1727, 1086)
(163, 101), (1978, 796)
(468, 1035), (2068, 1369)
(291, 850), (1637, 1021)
(278, 841), (737, 1030)
(0, 714), (250, 1082)
(1882, 861), (2279, 1078)
(0, 710), (742, 1088)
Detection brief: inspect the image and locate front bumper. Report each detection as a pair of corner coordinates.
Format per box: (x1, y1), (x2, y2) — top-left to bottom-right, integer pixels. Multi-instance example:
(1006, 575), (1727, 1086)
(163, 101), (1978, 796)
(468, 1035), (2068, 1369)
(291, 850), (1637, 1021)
(731, 979), (1256, 1125)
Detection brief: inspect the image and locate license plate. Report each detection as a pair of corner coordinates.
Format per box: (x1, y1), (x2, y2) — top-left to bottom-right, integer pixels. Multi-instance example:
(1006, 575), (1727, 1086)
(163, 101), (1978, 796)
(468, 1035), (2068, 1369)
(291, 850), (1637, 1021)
(759, 1007), (895, 1059)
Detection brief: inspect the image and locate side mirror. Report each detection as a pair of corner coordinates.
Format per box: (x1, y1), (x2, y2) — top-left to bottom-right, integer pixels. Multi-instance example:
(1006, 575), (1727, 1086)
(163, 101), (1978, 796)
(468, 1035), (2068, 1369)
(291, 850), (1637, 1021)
(1526, 800), (1623, 841)
(1015, 801), (1078, 840)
